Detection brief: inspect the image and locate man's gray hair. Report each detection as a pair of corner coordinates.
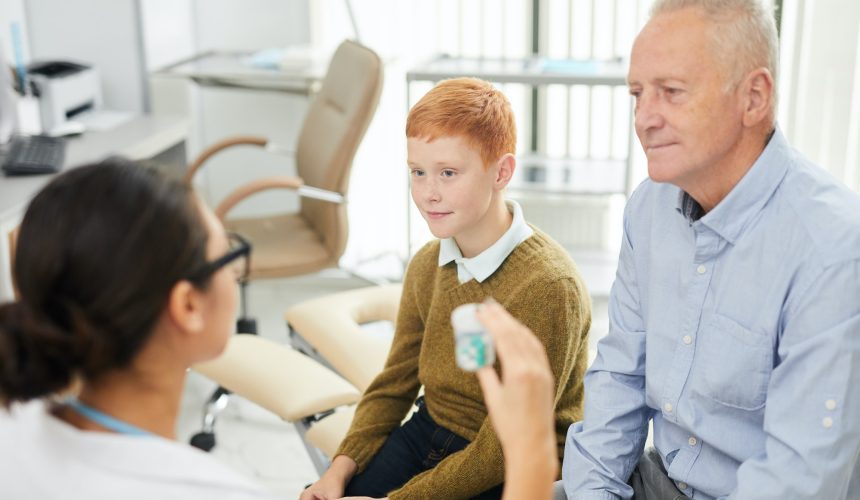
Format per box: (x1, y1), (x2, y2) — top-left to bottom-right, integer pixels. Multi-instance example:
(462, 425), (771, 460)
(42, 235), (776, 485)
(650, 0), (779, 91)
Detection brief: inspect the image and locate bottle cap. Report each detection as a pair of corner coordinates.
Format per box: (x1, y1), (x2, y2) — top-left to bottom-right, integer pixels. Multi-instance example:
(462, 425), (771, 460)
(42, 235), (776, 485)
(451, 303), (482, 335)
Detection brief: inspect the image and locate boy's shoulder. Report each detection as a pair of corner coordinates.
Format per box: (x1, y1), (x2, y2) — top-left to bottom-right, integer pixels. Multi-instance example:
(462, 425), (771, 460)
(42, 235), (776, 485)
(522, 225), (575, 262)
(499, 225), (584, 284)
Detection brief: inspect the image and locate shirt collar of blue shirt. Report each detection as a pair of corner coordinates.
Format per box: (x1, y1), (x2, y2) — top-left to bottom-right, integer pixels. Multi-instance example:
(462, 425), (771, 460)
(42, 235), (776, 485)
(676, 127), (790, 245)
(438, 199), (534, 283)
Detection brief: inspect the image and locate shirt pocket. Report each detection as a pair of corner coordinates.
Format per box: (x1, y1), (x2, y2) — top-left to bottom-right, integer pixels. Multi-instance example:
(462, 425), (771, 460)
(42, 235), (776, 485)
(697, 313), (774, 411)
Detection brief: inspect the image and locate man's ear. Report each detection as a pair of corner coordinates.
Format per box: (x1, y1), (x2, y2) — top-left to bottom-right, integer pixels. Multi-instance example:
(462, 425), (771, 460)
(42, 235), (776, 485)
(166, 280), (206, 337)
(494, 153), (516, 191)
(741, 67), (774, 128)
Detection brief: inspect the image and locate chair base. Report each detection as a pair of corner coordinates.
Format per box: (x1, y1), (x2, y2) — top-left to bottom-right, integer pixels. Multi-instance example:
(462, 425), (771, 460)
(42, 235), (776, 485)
(189, 430), (216, 452)
(189, 317), (257, 452)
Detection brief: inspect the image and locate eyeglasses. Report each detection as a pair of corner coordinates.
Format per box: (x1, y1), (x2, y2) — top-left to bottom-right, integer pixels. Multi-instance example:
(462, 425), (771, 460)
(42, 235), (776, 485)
(187, 233), (252, 284)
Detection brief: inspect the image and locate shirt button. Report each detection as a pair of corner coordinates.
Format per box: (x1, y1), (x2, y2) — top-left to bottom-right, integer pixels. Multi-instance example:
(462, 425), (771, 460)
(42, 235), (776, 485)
(823, 417), (834, 429)
(678, 482), (688, 490)
(683, 335), (693, 345)
(663, 403), (673, 413)
(826, 399), (837, 411)
(696, 264), (706, 274)
(688, 437), (698, 446)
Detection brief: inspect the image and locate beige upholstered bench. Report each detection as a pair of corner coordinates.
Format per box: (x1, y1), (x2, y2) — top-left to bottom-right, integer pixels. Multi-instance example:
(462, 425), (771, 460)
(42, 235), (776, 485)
(193, 284), (401, 474)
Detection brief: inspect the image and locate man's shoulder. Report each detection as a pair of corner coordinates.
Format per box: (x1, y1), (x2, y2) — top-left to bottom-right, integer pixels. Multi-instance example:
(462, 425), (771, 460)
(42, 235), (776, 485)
(779, 155), (860, 264)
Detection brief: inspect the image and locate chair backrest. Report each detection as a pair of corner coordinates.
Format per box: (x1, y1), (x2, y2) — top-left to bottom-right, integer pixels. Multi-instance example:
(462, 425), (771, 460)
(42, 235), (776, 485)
(295, 40), (383, 260)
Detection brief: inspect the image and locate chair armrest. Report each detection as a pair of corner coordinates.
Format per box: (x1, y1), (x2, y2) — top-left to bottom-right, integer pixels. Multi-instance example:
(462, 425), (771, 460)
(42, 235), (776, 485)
(192, 334), (360, 422)
(264, 141), (296, 157)
(184, 135), (268, 184)
(214, 176), (345, 220)
(214, 175), (304, 220)
(286, 284), (402, 392)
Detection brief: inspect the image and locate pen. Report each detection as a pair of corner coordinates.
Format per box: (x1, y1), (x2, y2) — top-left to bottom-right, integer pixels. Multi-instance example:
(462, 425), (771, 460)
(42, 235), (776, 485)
(10, 21), (26, 94)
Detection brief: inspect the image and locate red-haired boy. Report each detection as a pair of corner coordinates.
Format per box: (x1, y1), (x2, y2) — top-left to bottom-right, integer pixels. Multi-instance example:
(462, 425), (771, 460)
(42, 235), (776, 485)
(302, 78), (591, 500)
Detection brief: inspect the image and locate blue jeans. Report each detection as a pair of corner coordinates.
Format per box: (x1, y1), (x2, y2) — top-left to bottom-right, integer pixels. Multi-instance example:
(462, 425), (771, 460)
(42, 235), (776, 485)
(344, 397), (504, 499)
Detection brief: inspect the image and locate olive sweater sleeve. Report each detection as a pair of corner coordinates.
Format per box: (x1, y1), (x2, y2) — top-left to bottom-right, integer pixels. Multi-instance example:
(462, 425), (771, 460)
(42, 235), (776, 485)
(387, 276), (590, 499)
(333, 248), (429, 470)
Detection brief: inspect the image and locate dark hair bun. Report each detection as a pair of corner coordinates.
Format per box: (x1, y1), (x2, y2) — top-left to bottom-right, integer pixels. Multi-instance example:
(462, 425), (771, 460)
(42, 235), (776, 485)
(0, 301), (85, 404)
(3, 160), (210, 404)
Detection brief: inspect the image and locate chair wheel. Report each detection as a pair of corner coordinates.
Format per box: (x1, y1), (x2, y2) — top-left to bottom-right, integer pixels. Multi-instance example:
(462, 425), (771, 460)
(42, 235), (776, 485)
(190, 431), (216, 452)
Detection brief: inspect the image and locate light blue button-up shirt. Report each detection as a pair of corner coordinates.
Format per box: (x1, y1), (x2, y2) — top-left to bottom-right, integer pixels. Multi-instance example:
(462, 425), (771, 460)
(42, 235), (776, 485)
(438, 200), (533, 283)
(563, 129), (860, 499)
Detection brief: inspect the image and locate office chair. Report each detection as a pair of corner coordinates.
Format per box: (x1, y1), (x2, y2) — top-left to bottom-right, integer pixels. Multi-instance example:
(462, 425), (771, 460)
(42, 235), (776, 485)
(192, 284), (401, 475)
(184, 39), (384, 451)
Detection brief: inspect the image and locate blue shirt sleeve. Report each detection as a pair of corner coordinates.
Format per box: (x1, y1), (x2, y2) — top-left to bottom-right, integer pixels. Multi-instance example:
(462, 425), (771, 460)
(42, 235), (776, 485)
(562, 202), (652, 500)
(728, 259), (860, 499)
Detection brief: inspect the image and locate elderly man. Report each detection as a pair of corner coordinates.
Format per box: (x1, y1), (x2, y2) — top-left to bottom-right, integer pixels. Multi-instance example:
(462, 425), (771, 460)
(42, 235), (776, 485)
(561, 0), (860, 499)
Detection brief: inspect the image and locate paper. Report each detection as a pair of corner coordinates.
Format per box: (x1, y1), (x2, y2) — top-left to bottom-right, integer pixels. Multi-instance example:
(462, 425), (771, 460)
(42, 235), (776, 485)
(75, 109), (134, 131)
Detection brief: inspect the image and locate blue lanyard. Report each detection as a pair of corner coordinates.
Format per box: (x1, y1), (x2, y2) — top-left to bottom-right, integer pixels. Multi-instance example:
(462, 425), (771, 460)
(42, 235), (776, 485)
(64, 398), (153, 437)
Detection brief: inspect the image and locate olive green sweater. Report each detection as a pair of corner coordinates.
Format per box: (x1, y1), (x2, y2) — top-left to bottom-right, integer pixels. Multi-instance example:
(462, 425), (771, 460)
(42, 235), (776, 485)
(336, 228), (591, 499)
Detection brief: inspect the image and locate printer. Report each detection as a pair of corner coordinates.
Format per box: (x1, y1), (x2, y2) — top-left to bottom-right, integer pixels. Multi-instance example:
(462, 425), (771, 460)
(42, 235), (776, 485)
(28, 60), (102, 135)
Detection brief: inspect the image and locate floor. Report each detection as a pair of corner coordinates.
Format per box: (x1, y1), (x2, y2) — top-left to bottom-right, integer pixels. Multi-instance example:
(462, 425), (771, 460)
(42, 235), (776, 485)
(175, 269), (610, 498)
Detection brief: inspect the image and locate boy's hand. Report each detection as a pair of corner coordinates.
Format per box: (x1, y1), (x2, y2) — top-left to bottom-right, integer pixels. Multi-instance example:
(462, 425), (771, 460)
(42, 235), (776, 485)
(298, 455), (357, 500)
(474, 299), (558, 487)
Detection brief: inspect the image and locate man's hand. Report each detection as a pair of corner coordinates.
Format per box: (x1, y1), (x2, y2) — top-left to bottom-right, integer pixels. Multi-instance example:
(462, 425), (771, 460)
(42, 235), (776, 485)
(475, 299), (558, 499)
(298, 455), (358, 500)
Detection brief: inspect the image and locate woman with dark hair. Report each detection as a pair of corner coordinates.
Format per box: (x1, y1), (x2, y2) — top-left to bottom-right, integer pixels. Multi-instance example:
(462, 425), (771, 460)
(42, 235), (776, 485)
(0, 158), (274, 499)
(0, 157), (564, 500)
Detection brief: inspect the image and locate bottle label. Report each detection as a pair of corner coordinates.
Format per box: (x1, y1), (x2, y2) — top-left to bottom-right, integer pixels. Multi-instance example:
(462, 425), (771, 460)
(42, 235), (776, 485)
(455, 331), (495, 372)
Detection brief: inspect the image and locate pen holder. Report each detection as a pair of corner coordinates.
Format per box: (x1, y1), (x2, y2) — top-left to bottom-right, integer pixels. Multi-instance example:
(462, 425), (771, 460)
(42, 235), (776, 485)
(0, 83), (17, 143)
(16, 94), (41, 135)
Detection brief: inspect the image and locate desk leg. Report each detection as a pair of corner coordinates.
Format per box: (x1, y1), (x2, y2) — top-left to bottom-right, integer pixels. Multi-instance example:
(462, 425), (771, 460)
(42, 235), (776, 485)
(148, 140), (188, 181)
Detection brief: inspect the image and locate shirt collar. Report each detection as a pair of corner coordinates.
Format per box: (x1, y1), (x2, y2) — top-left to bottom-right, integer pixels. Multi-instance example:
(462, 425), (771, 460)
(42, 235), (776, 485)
(675, 127), (790, 244)
(438, 200), (534, 283)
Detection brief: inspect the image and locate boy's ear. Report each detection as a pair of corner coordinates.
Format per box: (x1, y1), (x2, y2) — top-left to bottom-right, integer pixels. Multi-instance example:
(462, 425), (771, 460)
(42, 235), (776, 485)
(494, 153), (516, 190)
(165, 280), (206, 338)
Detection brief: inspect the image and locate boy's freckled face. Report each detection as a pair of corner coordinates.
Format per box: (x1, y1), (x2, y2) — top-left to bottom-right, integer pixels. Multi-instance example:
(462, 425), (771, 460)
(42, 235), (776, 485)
(407, 135), (498, 241)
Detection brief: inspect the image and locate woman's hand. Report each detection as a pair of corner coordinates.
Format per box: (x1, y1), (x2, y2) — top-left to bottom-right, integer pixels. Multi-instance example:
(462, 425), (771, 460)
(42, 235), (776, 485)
(475, 299), (558, 499)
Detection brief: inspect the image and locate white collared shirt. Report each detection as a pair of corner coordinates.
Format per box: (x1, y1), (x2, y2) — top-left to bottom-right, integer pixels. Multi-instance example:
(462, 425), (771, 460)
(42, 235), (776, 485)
(438, 200), (534, 283)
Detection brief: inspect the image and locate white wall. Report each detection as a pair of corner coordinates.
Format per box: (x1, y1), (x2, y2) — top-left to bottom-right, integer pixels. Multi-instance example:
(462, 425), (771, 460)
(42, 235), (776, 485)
(780, 0), (860, 192)
(141, 0), (196, 71)
(143, 0), (313, 218)
(25, 0), (149, 113)
(194, 0), (309, 52)
(0, 0), (30, 64)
